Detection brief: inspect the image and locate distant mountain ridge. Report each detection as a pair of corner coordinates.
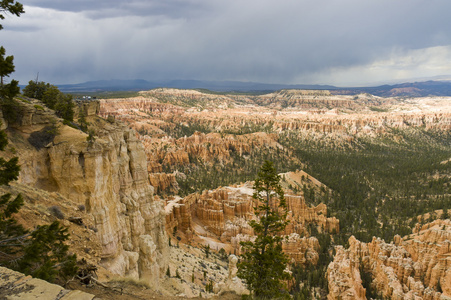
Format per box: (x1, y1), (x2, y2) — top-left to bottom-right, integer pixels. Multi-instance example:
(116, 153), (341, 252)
(334, 80), (451, 97)
(56, 79), (336, 93)
(55, 78), (451, 97)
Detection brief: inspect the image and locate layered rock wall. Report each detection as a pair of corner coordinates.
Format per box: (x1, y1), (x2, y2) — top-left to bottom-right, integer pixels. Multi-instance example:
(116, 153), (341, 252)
(5, 100), (168, 287)
(327, 219), (451, 299)
(165, 179), (337, 265)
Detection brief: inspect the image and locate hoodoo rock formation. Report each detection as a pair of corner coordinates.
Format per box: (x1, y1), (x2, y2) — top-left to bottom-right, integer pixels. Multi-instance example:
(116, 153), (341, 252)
(2, 99), (168, 287)
(327, 219), (451, 300)
(98, 91), (451, 201)
(95, 89), (451, 296)
(165, 176), (338, 265)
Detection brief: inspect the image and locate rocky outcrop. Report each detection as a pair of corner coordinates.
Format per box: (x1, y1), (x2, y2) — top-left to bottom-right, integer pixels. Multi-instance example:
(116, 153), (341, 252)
(285, 195), (339, 235)
(49, 122), (168, 287)
(253, 89), (357, 109)
(149, 172), (179, 195)
(140, 129), (287, 194)
(74, 99), (100, 118)
(0, 267), (95, 300)
(327, 219), (451, 300)
(140, 131), (282, 170)
(99, 92), (451, 139)
(326, 245), (366, 300)
(3, 100), (169, 288)
(165, 176), (337, 265)
(282, 233), (321, 265)
(98, 96), (184, 117)
(214, 255), (249, 295)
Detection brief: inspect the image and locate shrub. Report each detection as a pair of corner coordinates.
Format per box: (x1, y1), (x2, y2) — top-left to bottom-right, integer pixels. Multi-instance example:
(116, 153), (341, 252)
(86, 129), (96, 143)
(48, 205), (64, 220)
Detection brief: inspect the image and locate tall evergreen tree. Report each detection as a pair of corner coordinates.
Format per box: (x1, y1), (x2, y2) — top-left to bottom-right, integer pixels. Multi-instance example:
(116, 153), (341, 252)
(238, 160), (291, 299)
(0, 1), (22, 119)
(54, 92), (74, 122)
(0, 46), (14, 86)
(41, 84), (59, 109)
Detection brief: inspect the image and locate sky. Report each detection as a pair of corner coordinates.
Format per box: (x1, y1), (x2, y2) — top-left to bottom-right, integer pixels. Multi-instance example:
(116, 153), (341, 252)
(1, 0), (451, 87)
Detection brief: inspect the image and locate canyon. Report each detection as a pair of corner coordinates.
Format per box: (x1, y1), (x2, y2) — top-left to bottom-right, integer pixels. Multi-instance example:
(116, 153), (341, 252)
(165, 172), (339, 265)
(327, 219), (451, 299)
(99, 91), (451, 194)
(1, 88), (450, 299)
(1, 98), (168, 289)
(97, 88), (451, 298)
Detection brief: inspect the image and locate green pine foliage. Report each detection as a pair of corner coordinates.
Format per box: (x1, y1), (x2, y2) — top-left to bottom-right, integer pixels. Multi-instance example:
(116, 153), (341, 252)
(237, 161), (291, 299)
(22, 81), (51, 101)
(0, 46), (14, 86)
(202, 244), (211, 258)
(0, 46), (20, 123)
(55, 93), (74, 122)
(17, 221), (77, 282)
(22, 81), (75, 123)
(41, 85), (60, 109)
(291, 232), (333, 299)
(0, 192), (26, 256)
(279, 128), (451, 244)
(78, 108), (88, 132)
(0, 156), (19, 185)
(175, 146), (295, 197)
(0, 1), (24, 30)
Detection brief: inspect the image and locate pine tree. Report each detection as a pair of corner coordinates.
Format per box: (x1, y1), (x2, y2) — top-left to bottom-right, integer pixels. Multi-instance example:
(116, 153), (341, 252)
(0, 1), (23, 260)
(22, 80), (75, 123)
(237, 160), (291, 299)
(78, 107), (88, 132)
(41, 85), (59, 109)
(0, 46), (14, 86)
(54, 92), (74, 122)
(0, 1), (24, 30)
(17, 221), (77, 282)
(22, 80), (50, 100)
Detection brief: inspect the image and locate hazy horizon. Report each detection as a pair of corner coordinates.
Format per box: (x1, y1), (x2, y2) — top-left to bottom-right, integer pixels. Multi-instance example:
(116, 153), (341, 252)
(2, 1), (451, 86)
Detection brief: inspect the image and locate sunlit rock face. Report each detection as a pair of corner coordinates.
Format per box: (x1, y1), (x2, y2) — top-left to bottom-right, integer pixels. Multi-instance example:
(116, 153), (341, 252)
(8, 100), (168, 287)
(327, 219), (451, 300)
(165, 175), (338, 266)
(98, 93), (451, 195)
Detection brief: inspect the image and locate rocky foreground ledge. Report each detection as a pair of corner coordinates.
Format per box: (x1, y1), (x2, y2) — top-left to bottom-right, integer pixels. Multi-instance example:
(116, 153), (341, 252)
(0, 266), (95, 299)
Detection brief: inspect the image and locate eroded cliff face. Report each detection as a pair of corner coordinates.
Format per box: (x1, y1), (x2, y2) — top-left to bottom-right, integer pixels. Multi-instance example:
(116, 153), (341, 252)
(99, 92), (451, 196)
(165, 172), (338, 265)
(4, 99), (168, 287)
(327, 219), (451, 300)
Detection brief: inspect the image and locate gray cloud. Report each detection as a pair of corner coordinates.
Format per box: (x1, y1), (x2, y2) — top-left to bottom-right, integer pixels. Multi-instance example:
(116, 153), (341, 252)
(1, 0), (451, 86)
(22, 0), (211, 19)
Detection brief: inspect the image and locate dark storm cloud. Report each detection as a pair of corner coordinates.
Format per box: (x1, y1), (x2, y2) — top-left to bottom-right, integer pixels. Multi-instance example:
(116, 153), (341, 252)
(3, 0), (451, 85)
(22, 0), (210, 18)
